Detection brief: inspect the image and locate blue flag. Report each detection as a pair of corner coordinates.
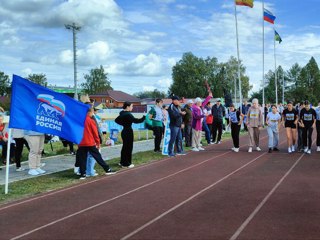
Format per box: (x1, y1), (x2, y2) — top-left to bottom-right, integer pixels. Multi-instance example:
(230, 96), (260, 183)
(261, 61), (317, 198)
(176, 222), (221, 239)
(9, 75), (90, 144)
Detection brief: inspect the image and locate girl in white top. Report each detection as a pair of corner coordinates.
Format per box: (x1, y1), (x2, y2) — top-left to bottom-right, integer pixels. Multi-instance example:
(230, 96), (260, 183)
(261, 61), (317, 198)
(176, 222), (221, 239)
(266, 105), (281, 153)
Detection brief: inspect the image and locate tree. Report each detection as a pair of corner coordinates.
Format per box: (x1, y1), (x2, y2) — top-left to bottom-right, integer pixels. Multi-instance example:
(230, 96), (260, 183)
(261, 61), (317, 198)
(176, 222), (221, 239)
(0, 71), (11, 96)
(27, 73), (47, 87)
(81, 65), (112, 94)
(134, 89), (166, 99)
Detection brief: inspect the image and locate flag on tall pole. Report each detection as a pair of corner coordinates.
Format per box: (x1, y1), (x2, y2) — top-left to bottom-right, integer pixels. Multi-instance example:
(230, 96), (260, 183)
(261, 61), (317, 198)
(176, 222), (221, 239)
(234, 0), (254, 108)
(263, 8), (276, 24)
(275, 30), (282, 43)
(235, 0), (254, 8)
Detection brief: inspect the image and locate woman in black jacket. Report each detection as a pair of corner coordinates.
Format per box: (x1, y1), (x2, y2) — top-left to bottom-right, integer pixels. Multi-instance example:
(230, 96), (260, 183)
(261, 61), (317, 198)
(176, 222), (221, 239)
(115, 101), (145, 168)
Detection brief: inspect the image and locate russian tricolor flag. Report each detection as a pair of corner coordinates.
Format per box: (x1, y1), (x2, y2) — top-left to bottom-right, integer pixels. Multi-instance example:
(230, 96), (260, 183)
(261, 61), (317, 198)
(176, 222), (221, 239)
(264, 8), (276, 24)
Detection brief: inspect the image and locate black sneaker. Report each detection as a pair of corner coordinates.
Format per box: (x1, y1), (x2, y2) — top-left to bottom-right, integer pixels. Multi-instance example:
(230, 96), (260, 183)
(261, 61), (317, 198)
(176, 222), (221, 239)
(268, 148), (272, 153)
(79, 174), (86, 180)
(273, 147), (279, 151)
(105, 168), (116, 175)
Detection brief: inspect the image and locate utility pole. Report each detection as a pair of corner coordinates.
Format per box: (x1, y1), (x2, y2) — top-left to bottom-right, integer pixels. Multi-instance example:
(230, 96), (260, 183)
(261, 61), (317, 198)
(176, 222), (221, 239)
(65, 23), (81, 100)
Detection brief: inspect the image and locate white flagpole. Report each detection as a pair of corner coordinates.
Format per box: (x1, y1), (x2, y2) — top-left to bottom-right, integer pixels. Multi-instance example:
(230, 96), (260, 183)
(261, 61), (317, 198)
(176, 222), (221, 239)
(262, 1), (265, 125)
(282, 70), (285, 104)
(274, 29), (278, 105)
(234, 3), (243, 108)
(5, 128), (12, 194)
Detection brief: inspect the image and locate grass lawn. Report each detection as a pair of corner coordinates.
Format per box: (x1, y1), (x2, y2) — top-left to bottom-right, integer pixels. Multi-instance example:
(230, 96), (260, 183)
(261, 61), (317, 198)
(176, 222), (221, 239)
(0, 130), (241, 205)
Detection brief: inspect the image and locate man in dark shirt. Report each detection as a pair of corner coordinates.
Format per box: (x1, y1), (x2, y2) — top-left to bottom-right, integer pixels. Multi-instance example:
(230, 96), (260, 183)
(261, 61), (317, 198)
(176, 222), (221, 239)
(211, 99), (225, 144)
(167, 96), (186, 156)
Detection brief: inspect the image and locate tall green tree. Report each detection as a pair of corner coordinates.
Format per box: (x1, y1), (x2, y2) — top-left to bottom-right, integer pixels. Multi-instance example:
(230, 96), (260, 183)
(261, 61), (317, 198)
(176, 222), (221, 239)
(81, 65), (113, 94)
(27, 73), (47, 87)
(0, 71), (11, 96)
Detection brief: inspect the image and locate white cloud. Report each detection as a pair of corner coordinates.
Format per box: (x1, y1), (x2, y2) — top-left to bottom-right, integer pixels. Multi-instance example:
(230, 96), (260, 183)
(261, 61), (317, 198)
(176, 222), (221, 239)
(22, 68), (33, 76)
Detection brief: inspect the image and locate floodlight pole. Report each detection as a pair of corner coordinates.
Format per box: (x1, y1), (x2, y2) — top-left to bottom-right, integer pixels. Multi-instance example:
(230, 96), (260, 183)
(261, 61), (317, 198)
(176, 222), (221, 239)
(65, 23), (81, 100)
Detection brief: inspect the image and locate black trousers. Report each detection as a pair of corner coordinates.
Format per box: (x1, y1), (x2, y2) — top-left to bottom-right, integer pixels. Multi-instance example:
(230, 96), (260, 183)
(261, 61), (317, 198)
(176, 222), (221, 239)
(303, 126), (313, 149)
(212, 120), (223, 142)
(153, 126), (163, 151)
(121, 128), (133, 166)
(62, 139), (74, 152)
(231, 123), (241, 148)
(297, 127), (303, 150)
(76, 146), (110, 176)
(184, 124), (192, 147)
(14, 138), (29, 168)
(316, 121), (320, 146)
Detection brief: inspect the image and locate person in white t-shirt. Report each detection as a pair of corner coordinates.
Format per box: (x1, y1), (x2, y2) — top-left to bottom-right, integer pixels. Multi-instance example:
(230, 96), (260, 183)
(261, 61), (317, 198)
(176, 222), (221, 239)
(266, 105), (282, 153)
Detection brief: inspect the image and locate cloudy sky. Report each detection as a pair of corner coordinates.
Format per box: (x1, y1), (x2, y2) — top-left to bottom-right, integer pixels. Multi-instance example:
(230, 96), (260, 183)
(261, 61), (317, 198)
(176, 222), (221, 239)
(1, 0), (319, 96)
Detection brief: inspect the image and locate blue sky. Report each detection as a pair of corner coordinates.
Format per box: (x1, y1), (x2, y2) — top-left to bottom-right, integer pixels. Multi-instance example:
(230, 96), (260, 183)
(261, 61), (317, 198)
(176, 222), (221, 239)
(1, 0), (319, 96)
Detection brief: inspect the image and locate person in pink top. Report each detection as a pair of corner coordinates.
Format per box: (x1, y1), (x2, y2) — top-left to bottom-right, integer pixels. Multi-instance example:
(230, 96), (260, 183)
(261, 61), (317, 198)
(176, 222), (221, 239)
(191, 91), (212, 151)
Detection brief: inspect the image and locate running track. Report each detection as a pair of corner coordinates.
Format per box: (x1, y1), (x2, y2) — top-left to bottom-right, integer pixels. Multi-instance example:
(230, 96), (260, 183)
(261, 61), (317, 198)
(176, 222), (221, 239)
(1, 129), (320, 240)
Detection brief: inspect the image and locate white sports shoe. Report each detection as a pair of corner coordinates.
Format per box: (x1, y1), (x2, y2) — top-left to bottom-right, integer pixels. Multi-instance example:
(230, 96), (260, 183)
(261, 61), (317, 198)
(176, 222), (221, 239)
(288, 147), (292, 153)
(307, 149), (311, 154)
(16, 167), (25, 172)
(128, 164), (135, 168)
(192, 148), (199, 152)
(304, 148), (308, 153)
(198, 147), (205, 151)
(36, 168), (46, 174)
(291, 145), (295, 152)
(317, 146), (320, 152)
(256, 147), (261, 152)
(28, 169), (40, 176)
(248, 147), (252, 153)
(233, 148), (239, 152)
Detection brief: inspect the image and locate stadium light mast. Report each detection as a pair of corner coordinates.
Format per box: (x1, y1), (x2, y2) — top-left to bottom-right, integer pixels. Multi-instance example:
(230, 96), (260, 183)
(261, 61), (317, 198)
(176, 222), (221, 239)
(65, 22), (81, 100)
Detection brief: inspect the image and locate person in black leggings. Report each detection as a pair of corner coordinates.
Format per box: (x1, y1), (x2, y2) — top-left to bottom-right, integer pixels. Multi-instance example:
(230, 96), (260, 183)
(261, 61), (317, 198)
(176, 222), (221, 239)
(115, 101), (145, 168)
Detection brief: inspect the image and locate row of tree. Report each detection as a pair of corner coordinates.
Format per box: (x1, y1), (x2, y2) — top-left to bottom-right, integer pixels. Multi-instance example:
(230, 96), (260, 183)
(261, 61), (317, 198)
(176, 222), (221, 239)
(251, 57), (320, 105)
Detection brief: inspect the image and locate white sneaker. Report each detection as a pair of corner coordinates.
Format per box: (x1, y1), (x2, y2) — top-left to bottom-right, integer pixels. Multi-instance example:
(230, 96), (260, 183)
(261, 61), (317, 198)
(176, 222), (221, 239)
(248, 147), (252, 153)
(198, 147), (205, 151)
(317, 146), (320, 152)
(291, 145), (295, 152)
(256, 147), (261, 152)
(288, 147), (292, 153)
(16, 167), (25, 172)
(36, 168), (46, 174)
(128, 164), (135, 168)
(233, 148), (239, 152)
(28, 169), (40, 176)
(304, 148), (308, 153)
(192, 148), (199, 152)
(307, 149), (311, 154)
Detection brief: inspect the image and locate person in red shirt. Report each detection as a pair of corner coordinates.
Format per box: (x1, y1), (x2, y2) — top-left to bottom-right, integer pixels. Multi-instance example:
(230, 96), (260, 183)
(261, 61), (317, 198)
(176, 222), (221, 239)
(76, 107), (115, 179)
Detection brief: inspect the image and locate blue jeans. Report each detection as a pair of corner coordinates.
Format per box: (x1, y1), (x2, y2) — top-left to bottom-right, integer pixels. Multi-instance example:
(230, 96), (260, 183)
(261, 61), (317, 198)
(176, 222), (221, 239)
(86, 152), (96, 176)
(202, 122), (211, 144)
(168, 126), (182, 155)
(267, 125), (279, 148)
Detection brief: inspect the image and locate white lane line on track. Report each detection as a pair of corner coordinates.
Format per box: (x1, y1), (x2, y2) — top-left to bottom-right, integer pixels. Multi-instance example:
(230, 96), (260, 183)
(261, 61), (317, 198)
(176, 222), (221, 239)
(120, 152), (268, 240)
(0, 131), (268, 212)
(229, 152), (305, 240)
(10, 151), (233, 240)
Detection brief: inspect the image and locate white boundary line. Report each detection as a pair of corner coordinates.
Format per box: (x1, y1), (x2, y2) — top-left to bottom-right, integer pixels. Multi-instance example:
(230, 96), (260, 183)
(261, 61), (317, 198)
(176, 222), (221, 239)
(10, 151), (233, 240)
(0, 130), (262, 212)
(229, 153), (305, 240)
(10, 132), (272, 240)
(120, 152), (268, 240)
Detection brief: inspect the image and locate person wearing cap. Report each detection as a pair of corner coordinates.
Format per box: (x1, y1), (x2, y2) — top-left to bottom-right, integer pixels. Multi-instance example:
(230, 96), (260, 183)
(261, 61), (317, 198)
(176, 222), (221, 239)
(182, 99), (193, 147)
(282, 101), (299, 153)
(212, 99), (225, 144)
(299, 100), (316, 154)
(167, 96), (186, 157)
(246, 98), (263, 152)
(191, 93), (212, 151)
